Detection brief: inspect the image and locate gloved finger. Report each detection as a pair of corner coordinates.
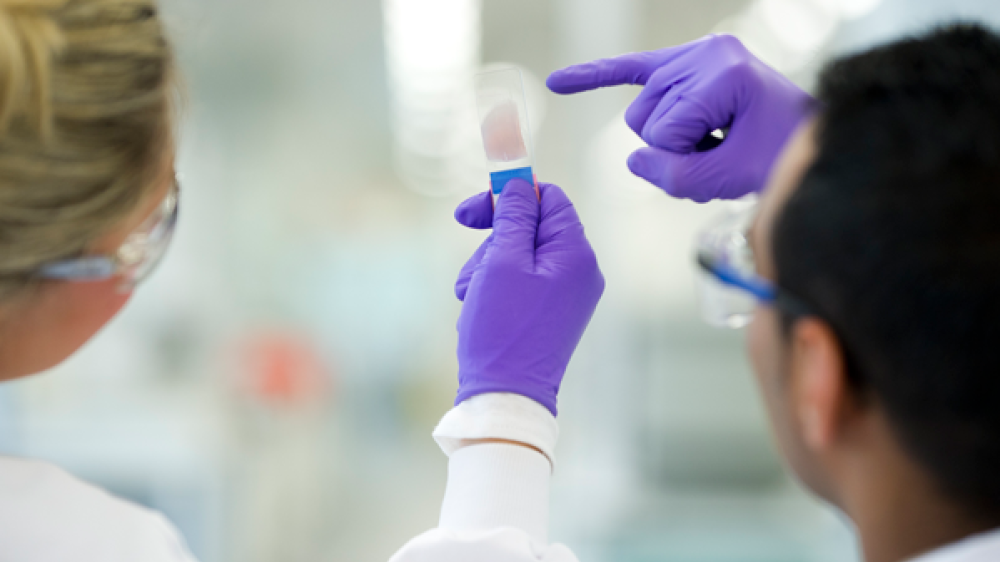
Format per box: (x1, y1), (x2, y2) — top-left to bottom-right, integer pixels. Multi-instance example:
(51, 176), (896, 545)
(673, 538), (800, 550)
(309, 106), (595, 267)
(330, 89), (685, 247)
(547, 53), (658, 94)
(627, 145), (742, 203)
(627, 146), (706, 202)
(455, 234), (493, 301)
(483, 178), (540, 269)
(546, 39), (706, 94)
(535, 182), (601, 283)
(623, 61), (690, 136)
(536, 182), (584, 247)
(644, 97), (724, 153)
(454, 190), (494, 229)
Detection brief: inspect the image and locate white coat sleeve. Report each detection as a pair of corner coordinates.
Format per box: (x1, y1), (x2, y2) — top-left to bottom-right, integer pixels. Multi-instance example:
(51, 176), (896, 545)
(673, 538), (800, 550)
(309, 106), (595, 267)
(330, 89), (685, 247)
(0, 457), (198, 562)
(388, 393), (580, 562)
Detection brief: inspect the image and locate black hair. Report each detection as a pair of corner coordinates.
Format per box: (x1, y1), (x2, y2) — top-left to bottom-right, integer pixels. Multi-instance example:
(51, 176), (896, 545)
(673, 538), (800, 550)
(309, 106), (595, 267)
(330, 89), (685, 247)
(773, 22), (1000, 519)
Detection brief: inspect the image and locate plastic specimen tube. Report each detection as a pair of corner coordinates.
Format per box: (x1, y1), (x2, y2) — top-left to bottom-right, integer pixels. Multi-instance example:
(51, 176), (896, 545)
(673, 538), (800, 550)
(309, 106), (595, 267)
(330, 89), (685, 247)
(475, 67), (538, 202)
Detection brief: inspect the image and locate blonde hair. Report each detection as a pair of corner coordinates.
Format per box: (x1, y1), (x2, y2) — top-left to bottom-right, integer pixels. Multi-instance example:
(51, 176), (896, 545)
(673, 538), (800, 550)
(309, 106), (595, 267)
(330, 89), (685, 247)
(0, 0), (174, 299)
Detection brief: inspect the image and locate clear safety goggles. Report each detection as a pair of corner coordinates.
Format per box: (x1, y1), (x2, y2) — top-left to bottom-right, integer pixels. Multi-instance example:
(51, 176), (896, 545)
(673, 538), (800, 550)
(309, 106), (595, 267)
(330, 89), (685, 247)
(694, 200), (812, 328)
(36, 178), (180, 290)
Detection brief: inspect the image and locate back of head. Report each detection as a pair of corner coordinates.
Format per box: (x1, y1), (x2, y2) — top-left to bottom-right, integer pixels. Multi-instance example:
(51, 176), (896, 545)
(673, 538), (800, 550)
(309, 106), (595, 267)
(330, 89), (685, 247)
(774, 23), (1000, 519)
(0, 0), (173, 299)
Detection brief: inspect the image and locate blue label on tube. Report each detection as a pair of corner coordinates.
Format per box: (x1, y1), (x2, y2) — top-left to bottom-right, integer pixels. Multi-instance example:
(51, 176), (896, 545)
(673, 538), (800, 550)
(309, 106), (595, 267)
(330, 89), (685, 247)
(490, 166), (534, 196)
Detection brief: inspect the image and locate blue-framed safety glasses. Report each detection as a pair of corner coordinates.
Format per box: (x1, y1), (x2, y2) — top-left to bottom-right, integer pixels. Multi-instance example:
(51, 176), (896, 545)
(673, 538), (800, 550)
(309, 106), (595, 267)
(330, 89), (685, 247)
(694, 200), (811, 328)
(36, 178), (180, 290)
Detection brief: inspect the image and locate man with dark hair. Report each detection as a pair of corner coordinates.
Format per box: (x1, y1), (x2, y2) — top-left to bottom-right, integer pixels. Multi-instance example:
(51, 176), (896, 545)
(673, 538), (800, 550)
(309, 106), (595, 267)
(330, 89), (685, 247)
(544, 22), (1000, 562)
(392, 21), (1000, 562)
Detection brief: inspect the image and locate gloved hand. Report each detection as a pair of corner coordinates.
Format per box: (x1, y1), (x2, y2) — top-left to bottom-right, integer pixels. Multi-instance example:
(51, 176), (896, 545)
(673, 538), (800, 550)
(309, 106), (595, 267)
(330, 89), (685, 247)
(546, 34), (814, 202)
(453, 180), (604, 416)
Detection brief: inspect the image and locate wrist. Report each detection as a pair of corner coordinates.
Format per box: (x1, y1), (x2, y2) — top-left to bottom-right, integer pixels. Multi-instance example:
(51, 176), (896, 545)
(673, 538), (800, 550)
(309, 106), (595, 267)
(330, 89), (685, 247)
(455, 382), (558, 417)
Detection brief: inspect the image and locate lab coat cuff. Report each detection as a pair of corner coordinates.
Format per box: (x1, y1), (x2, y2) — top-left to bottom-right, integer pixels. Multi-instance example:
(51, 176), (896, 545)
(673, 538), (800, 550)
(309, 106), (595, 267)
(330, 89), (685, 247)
(433, 393), (559, 467)
(438, 443), (552, 545)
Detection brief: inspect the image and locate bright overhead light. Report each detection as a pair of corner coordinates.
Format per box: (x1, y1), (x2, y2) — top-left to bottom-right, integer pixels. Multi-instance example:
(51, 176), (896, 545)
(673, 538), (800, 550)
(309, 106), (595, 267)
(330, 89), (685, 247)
(383, 0), (482, 196)
(760, 0), (838, 54)
(810, 0), (884, 20)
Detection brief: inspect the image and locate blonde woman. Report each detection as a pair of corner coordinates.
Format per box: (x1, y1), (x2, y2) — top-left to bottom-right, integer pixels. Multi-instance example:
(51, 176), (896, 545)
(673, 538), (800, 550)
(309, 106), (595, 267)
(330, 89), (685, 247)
(0, 0), (604, 560)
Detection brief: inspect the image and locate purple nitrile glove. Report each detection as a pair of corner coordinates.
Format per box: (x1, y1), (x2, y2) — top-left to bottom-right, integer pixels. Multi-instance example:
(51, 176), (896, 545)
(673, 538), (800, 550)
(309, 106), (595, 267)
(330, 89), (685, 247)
(453, 179), (604, 416)
(547, 34), (814, 202)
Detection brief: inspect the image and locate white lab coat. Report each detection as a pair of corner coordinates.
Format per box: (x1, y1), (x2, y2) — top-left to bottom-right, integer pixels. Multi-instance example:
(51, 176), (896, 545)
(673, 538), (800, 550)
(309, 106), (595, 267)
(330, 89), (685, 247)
(1, 392), (998, 562)
(0, 457), (195, 561)
(0, 393), (572, 562)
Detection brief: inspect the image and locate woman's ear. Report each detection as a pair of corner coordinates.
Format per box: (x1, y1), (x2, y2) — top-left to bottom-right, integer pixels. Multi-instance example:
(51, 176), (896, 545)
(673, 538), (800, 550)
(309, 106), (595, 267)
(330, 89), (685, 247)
(787, 318), (853, 452)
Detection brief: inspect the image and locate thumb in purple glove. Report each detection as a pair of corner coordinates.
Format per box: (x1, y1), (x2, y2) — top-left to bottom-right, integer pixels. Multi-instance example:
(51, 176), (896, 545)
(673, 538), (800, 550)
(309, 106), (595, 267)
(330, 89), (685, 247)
(547, 34), (815, 202)
(453, 179), (604, 416)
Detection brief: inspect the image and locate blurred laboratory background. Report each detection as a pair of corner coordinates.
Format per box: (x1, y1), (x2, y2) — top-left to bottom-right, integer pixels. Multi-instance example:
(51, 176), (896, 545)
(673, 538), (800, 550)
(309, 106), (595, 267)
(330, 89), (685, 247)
(2, 0), (999, 561)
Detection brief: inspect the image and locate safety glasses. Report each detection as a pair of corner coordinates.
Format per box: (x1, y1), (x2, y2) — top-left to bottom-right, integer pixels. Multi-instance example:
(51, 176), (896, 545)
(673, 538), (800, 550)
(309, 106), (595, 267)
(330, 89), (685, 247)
(36, 178), (180, 291)
(694, 201), (812, 328)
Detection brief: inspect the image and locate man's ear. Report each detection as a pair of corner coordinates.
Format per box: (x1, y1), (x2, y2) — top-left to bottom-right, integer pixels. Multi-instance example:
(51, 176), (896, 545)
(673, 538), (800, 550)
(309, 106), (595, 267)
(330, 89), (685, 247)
(787, 318), (852, 451)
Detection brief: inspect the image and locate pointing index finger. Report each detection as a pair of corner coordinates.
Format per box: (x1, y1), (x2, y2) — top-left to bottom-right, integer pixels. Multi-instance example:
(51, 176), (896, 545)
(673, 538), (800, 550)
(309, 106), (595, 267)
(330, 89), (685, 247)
(546, 52), (657, 94)
(545, 39), (705, 95)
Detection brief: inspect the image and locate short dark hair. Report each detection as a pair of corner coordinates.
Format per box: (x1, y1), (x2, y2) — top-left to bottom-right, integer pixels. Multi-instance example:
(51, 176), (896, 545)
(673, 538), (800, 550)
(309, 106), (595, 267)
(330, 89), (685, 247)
(773, 23), (1000, 519)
